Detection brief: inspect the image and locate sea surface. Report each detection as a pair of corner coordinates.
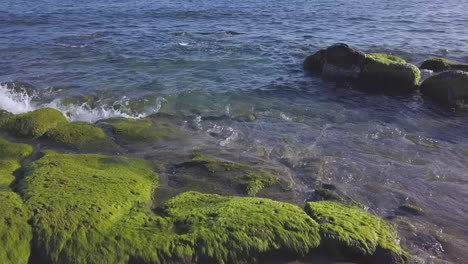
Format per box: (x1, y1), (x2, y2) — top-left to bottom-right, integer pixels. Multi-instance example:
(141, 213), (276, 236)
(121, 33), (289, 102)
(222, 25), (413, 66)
(1, 0), (468, 263)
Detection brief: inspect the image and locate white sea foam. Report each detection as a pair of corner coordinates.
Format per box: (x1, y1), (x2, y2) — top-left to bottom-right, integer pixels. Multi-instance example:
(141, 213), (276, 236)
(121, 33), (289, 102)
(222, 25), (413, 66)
(0, 83), (35, 114)
(0, 83), (145, 123)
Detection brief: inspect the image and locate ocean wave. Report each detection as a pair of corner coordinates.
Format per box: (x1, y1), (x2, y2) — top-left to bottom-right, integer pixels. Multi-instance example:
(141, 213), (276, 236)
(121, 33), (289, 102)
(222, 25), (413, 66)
(0, 83), (143, 123)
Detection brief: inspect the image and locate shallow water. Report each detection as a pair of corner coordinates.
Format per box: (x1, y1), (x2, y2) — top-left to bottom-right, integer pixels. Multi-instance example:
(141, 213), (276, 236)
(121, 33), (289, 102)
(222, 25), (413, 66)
(1, 0), (468, 263)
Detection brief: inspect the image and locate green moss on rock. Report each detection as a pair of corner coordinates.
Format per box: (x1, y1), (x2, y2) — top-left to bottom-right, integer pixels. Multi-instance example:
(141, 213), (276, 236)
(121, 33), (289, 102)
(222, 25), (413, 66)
(156, 191), (321, 262)
(398, 203), (424, 216)
(0, 138), (33, 264)
(305, 201), (408, 263)
(45, 121), (107, 146)
(99, 117), (173, 143)
(314, 189), (345, 201)
(1, 108), (67, 138)
(18, 151), (158, 263)
(0, 138), (33, 190)
(420, 70), (468, 106)
(420, 57), (468, 72)
(0, 192), (33, 264)
(360, 53), (421, 93)
(368, 53), (406, 64)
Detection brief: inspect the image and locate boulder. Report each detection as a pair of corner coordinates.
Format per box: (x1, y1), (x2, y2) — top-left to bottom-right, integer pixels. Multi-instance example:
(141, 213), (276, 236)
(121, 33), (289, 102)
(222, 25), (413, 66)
(420, 57), (468, 73)
(359, 53), (421, 93)
(321, 43), (366, 80)
(0, 108), (67, 138)
(303, 44), (421, 93)
(305, 201), (409, 264)
(420, 70), (468, 106)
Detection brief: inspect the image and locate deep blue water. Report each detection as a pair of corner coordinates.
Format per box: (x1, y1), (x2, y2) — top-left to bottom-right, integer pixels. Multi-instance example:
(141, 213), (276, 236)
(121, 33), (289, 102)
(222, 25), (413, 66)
(1, 0), (468, 263)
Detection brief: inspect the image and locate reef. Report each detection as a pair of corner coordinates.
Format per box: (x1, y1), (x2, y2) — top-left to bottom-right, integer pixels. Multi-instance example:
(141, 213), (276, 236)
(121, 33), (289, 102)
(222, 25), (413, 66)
(0, 107), (411, 263)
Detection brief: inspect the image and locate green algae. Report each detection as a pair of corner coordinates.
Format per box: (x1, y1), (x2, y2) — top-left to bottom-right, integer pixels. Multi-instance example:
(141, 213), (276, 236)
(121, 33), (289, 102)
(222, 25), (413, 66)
(0, 137), (33, 189)
(45, 121), (108, 146)
(314, 188), (345, 202)
(398, 203), (424, 215)
(420, 57), (468, 72)
(1, 108), (67, 138)
(420, 70), (468, 106)
(0, 192), (33, 264)
(156, 191), (321, 263)
(60, 95), (97, 106)
(0, 138), (34, 264)
(368, 53), (407, 64)
(18, 151), (158, 263)
(99, 117), (174, 143)
(361, 53), (421, 92)
(190, 152), (284, 196)
(305, 201), (408, 263)
(18, 150), (320, 264)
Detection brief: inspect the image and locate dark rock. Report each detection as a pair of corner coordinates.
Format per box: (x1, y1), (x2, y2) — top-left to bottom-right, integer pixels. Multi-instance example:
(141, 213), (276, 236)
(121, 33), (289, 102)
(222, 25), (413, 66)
(322, 43), (366, 80)
(304, 48), (326, 73)
(420, 70), (468, 106)
(1, 81), (37, 96)
(420, 57), (468, 73)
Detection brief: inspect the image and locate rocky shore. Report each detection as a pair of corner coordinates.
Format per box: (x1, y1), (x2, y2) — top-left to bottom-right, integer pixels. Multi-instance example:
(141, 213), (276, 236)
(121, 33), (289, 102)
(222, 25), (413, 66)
(0, 107), (410, 264)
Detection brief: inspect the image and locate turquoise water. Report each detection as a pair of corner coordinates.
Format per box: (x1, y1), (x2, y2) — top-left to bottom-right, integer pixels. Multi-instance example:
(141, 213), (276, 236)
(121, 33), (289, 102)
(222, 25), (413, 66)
(1, 0), (468, 263)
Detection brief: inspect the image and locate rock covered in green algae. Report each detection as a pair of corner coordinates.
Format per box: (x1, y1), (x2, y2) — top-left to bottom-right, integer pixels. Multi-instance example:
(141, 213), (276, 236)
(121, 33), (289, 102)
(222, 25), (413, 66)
(420, 57), (468, 73)
(420, 70), (468, 106)
(303, 44), (421, 94)
(188, 152), (285, 197)
(305, 201), (409, 264)
(18, 151), (158, 264)
(0, 137), (33, 190)
(98, 117), (174, 143)
(45, 121), (108, 146)
(0, 138), (34, 264)
(360, 53), (421, 93)
(0, 192), (33, 264)
(0, 108), (67, 138)
(18, 149), (320, 264)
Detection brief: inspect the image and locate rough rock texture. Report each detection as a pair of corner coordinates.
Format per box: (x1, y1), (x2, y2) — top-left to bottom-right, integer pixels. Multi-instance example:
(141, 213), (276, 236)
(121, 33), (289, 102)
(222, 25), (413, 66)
(303, 48), (326, 73)
(0, 108), (67, 138)
(420, 58), (468, 73)
(321, 43), (366, 80)
(305, 201), (409, 264)
(420, 70), (468, 106)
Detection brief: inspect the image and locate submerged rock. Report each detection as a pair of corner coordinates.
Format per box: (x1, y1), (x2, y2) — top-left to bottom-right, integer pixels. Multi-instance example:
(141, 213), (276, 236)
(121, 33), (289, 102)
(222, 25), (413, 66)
(420, 70), (468, 106)
(98, 117), (174, 143)
(303, 44), (421, 93)
(0, 108), (67, 138)
(305, 201), (409, 264)
(420, 57), (468, 73)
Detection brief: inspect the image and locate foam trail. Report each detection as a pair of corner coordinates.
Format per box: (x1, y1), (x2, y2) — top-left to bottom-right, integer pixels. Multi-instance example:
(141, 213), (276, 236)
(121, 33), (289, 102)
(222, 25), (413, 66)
(0, 83), (35, 114)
